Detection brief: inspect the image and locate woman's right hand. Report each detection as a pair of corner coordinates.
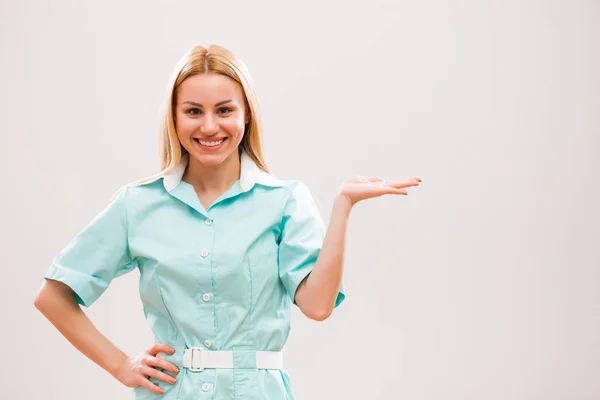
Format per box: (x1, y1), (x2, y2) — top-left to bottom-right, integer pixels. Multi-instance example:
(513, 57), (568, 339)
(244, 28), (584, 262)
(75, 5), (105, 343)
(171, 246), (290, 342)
(114, 344), (180, 395)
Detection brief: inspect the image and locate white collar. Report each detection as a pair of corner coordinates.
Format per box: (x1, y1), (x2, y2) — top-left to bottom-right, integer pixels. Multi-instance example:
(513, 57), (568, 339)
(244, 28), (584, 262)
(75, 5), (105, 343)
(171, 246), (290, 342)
(162, 149), (282, 192)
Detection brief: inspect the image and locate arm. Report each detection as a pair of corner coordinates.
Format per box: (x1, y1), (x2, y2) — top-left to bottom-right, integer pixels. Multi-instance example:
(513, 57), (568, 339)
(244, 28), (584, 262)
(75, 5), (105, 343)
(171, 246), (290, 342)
(33, 279), (129, 378)
(294, 195), (352, 321)
(35, 187), (180, 395)
(35, 279), (181, 395)
(295, 175), (422, 321)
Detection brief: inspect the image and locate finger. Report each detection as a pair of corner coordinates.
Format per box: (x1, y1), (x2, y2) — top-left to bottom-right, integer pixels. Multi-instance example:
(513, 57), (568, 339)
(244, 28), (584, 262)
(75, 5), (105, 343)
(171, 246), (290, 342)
(148, 343), (175, 356)
(154, 353), (180, 375)
(142, 364), (178, 385)
(385, 179), (420, 189)
(387, 188), (408, 195)
(138, 373), (166, 395)
(366, 186), (402, 197)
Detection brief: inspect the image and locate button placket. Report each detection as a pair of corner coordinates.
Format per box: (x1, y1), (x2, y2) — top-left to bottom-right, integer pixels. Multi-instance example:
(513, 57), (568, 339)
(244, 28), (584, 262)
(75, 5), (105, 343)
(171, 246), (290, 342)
(200, 215), (215, 376)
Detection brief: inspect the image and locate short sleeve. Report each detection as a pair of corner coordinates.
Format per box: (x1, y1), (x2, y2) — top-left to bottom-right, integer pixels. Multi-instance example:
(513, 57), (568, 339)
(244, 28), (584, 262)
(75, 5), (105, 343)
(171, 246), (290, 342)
(278, 181), (346, 308)
(43, 186), (138, 307)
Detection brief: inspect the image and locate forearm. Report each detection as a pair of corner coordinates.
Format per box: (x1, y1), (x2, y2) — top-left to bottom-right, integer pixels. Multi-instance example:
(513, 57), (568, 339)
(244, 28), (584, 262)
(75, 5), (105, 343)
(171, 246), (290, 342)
(33, 280), (129, 378)
(295, 194), (352, 320)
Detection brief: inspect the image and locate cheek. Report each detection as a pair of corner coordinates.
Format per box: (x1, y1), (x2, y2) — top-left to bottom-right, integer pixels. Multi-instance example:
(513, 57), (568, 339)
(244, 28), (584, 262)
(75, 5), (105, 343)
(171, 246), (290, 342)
(175, 117), (198, 137)
(219, 118), (245, 136)
(228, 117), (246, 133)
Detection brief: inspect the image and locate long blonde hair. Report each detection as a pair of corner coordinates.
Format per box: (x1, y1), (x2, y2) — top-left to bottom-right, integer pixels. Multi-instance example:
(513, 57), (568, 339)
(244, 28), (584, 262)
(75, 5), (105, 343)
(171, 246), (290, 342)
(115, 44), (270, 197)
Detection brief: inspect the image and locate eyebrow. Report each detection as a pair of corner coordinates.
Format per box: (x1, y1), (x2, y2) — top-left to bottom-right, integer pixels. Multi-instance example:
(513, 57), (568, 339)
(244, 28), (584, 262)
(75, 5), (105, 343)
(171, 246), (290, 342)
(182, 99), (233, 107)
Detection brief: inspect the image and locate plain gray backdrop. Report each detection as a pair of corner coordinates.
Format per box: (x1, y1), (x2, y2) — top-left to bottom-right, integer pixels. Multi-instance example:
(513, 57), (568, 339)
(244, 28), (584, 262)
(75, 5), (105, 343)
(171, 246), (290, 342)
(2, 0), (599, 399)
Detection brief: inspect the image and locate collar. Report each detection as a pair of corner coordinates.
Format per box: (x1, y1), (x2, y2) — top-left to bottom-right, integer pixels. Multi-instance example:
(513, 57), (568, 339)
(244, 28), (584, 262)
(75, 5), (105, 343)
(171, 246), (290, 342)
(162, 148), (283, 192)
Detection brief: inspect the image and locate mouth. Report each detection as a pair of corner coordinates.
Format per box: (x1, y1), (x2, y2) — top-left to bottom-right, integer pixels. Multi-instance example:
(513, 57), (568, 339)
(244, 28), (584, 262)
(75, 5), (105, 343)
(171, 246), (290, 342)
(193, 137), (228, 150)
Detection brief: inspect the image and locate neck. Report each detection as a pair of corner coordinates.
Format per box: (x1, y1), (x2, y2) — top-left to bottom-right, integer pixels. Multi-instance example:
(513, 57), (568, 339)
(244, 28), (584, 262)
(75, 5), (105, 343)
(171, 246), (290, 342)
(182, 150), (241, 195)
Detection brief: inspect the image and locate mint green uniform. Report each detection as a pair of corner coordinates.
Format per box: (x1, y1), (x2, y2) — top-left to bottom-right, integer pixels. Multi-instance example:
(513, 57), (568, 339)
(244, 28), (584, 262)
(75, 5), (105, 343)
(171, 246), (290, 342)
(44, 149), (345, 399)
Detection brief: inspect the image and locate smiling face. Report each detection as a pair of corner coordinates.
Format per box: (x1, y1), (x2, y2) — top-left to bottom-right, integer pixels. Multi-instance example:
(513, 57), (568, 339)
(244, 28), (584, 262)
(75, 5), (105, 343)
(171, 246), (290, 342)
(174, 73), (249, 167)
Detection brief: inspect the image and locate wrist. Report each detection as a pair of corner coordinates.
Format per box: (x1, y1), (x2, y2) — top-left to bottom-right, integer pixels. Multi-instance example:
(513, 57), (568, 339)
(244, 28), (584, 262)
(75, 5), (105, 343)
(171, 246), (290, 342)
(107, 352), (129, 379)
(334, 193), (354, 215)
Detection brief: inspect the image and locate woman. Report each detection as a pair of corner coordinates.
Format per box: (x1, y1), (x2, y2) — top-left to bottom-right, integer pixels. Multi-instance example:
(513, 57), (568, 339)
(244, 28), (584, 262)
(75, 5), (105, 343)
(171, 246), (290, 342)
(34, 44), (421, 399)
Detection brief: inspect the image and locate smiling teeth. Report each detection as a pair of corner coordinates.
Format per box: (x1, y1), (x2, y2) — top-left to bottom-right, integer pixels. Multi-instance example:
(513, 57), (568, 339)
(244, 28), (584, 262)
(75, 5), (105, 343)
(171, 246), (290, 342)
(198, 139), (224, 147)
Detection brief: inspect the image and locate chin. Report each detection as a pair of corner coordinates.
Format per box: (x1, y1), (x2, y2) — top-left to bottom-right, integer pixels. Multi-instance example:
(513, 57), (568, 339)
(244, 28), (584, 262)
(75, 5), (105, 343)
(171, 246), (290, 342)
(187, 146), (236, 166)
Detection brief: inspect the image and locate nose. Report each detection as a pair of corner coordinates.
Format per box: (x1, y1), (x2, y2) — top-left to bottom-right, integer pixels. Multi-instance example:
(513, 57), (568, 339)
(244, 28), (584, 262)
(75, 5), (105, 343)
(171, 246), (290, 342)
(200, 114), (219, 135)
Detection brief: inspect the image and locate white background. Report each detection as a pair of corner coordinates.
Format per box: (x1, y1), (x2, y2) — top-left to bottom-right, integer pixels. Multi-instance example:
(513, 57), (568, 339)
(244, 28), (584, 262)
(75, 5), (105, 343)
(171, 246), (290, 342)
(2, 0), (599, 399)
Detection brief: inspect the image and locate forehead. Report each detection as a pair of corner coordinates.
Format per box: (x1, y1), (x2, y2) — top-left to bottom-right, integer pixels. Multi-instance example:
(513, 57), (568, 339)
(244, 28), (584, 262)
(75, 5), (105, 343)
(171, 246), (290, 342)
(176, 73), (244, 104)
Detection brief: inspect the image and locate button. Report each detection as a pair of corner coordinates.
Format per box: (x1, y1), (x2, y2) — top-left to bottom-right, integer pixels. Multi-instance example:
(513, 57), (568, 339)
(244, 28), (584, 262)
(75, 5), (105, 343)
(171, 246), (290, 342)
(205, 218), (213, 226)
(201, 249), (209, 257)
(202, 293), (211, 302)
(202, 383), (211, 392)
(204, 340), (212, 348)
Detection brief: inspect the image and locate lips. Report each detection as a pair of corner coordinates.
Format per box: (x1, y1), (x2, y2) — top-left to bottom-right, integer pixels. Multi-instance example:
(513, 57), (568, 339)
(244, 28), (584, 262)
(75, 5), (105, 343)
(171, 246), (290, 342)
(194, 137), (227, 145)
(192, 137), (229, 152)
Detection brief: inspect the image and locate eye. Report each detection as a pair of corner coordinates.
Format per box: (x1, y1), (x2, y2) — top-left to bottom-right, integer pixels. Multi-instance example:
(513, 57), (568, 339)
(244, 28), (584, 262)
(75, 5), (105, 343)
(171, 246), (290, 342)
(184, 107), (233, 116)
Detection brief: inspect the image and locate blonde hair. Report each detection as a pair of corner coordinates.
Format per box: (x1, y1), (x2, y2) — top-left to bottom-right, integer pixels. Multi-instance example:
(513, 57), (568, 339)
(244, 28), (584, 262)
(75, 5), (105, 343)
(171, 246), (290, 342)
(114, 44), (270, 197)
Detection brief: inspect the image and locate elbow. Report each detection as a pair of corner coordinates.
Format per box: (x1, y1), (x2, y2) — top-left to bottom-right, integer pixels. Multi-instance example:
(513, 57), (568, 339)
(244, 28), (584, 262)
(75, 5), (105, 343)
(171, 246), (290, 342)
(33, 291), (49, 311)
(33, 279), (73, 311)
(304, 307), (333, 322)
(295, 286), (335, 321)
(33, 281), (53, 311)
(33, 287), (46, 310)
(33, 296), (47, 314)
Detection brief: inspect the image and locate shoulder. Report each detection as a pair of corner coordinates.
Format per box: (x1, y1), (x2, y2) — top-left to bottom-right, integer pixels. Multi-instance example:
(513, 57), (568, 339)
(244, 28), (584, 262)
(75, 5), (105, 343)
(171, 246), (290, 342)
(111, 175), (166, 205)
(252, 169), (323, 211)
(262, 174), (321, 211)
(125, 176), (164, 193)
(256, 171), (313, 197)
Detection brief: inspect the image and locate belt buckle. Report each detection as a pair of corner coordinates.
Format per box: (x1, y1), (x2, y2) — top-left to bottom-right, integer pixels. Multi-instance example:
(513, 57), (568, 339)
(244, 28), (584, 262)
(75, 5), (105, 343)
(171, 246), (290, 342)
(189, 347), (204, 372)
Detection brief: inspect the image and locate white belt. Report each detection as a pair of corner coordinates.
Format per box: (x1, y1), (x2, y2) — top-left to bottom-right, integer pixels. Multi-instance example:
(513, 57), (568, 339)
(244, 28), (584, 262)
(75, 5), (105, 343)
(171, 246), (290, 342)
(181, 347), (283, 371)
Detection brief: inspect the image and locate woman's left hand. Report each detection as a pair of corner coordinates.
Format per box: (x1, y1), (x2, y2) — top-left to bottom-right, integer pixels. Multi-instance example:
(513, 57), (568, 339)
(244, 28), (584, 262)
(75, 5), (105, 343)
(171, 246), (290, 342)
(338, 176), (422, 207)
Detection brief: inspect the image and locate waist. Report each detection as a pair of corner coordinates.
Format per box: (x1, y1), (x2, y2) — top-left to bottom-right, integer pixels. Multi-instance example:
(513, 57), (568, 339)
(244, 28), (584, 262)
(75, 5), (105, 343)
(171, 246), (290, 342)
(157, 346), (284, 370)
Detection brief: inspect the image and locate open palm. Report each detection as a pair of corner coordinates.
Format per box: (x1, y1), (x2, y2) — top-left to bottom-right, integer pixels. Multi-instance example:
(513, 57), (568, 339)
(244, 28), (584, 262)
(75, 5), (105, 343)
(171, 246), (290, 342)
(339, 175), (422, 206)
